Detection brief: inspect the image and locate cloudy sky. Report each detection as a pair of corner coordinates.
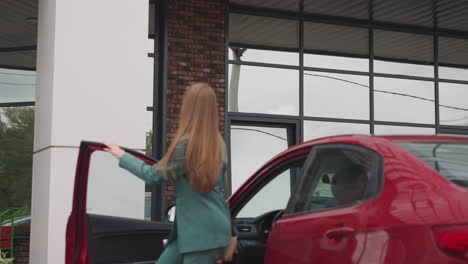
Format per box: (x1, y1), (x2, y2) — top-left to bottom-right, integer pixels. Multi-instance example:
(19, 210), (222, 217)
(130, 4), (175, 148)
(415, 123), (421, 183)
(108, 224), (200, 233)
(228, 48), (468, 192)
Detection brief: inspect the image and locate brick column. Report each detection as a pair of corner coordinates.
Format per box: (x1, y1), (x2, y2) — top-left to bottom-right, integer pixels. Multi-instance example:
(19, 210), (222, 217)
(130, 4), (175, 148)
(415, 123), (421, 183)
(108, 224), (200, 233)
(165, 0), (226, 202)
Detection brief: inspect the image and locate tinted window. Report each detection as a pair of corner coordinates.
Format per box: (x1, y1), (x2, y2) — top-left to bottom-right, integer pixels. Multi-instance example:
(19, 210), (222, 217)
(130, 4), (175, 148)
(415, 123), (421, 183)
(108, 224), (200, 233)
(292, 147), (380, 214)
(398, 142), (468, 188)
(236, 158), (305, 218)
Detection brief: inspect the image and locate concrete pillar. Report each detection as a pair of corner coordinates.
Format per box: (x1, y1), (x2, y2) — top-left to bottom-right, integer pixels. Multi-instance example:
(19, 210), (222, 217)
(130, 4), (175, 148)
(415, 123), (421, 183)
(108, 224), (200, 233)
(30, 0), (150, 263)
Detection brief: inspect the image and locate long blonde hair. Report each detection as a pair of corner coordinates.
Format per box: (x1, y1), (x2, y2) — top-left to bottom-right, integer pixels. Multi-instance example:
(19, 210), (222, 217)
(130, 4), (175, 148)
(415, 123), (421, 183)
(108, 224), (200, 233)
(156, 82), (223, 193)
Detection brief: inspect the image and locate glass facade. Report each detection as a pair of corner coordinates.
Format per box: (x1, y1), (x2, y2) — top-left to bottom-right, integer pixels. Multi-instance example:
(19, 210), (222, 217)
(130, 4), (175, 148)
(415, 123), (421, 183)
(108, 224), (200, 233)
(228, 3), (468, 192)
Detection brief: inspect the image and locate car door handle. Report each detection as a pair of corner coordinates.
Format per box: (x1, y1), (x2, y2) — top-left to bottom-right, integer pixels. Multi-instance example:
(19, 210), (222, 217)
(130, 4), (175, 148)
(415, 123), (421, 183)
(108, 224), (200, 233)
(325, 227), (355, 239)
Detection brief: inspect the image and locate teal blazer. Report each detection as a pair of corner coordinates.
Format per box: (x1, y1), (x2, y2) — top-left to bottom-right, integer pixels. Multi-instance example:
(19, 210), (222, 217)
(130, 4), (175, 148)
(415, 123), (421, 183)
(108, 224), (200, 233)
(118, 139), (231, 254)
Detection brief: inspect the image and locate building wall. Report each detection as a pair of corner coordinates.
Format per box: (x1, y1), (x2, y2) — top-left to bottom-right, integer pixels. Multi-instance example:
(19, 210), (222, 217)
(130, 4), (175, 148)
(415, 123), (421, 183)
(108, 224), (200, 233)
(165, 0), (226, 201)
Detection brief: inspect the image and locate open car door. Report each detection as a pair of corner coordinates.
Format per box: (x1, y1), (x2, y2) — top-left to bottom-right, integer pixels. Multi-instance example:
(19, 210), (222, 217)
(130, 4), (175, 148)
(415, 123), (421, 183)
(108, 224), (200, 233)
(65, 141), (172, 264)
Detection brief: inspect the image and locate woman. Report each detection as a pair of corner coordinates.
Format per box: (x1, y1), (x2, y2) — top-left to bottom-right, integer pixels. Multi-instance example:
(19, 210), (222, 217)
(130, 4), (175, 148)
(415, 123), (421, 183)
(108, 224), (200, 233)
(104, 82), (231, 264)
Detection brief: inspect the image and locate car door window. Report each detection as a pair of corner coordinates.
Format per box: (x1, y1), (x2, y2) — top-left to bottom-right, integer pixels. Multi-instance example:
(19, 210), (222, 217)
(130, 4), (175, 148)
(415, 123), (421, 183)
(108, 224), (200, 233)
(291, 146), (381, 214)
(236, 158), (305, 218)
(87, 150), (147, 219)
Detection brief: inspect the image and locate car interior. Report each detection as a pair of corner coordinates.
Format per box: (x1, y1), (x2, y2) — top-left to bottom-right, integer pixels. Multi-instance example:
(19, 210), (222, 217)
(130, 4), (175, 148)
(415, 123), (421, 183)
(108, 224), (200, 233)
(229, 158), (305, 264)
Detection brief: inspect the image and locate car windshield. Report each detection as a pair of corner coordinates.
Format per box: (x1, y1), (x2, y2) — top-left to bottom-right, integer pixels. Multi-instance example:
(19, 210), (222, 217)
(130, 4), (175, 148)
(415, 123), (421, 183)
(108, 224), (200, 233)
(398, 141), (468, 188)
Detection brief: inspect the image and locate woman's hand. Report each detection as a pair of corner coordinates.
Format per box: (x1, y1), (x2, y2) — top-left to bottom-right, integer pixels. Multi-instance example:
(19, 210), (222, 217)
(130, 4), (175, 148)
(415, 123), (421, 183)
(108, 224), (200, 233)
(103, 142), (126, 159)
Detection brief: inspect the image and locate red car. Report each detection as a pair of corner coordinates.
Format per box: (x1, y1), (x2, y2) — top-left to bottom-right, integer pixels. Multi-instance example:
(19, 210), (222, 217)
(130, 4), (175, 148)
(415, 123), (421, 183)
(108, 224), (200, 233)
(66, 135), (468, 264)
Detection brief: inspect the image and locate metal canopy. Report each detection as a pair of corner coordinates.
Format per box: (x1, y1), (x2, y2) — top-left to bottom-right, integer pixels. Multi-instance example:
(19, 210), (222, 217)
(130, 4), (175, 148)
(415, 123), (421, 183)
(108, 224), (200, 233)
(0, 0), (157, 71)
(0, 0), (38, 70)
(2, 0), (468, 69)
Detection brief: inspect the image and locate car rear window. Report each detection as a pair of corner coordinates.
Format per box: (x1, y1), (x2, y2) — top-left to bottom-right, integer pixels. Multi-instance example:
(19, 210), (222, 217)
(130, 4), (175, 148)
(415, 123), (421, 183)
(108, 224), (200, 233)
(398, 142), (468, 188)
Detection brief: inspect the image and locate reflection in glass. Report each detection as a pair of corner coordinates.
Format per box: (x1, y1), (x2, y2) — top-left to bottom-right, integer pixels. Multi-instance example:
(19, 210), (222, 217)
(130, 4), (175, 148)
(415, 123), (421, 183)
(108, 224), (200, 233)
(0, 107), (34, 215)
(439, 67), (468, 82)
(228, 65), (299, 115)
(230, 125), (289, 192)
(88, 151), (146, 219)
(229, 48), (299, 66)
(374, 30), (433, 66)
(303, 121), (369, 141)
(237, 168), (291, 218)
(304, 71), (369, 119)
(438, 37), (468, 80)
(304, 54), (368, 72)
(439, 83), (468, 126)
(0, 69), (36, 103)
(145, 110), (153, 212)
(304, 23), (368, 58)
(374, 77), (434, 124)
(375, 60), (434, 77)
(374, 125), (435, 135)
(229, 14), (299, 49)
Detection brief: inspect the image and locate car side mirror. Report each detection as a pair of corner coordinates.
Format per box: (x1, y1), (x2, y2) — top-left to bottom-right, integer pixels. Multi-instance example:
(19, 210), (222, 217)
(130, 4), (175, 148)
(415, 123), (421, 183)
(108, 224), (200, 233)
(165, 204), (176, 223)
(322, 174), (331, 184)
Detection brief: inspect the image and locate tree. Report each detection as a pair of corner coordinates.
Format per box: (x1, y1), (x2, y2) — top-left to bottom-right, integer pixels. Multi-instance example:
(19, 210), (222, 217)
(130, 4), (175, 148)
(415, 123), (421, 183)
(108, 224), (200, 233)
(0, 107), (34, 215)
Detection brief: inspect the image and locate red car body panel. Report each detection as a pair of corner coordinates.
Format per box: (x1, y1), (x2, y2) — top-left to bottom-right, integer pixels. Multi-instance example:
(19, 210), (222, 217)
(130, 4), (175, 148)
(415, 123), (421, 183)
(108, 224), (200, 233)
(257, 135), (468, 264)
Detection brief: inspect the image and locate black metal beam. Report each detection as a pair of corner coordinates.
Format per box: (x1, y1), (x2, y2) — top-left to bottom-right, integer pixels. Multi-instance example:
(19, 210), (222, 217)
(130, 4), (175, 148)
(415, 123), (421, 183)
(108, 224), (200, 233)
(299, 0), (304, 143)
(0, 46), (37, 52)
(151, 0), (168, 222)
(433, 0), (440, 134)
(224, 0), (233, 197)
(0, 102), (35, 108)
(0, 65), (36, 71)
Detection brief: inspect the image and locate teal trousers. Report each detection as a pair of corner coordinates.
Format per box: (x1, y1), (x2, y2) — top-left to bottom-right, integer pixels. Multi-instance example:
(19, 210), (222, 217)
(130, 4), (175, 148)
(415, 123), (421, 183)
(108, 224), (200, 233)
(156, 240), (223, 264)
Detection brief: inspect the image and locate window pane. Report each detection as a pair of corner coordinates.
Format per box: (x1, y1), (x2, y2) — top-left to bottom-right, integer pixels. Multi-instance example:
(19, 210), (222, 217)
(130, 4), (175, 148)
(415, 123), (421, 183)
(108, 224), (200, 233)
(374, 77), (435, 124)
(439, 37), (468, 79)
(304, 23), (368, 58)
(439, 67), (468, 81)
(0, 107), (35, 215)
(304, 71), (369, 119)
(228, 65), (299, 115)
(304, 121), (369, 141)
(374, 125), (435, 135)
(374, 30), (433, 67)
(236, 158), (305, 218)
(375, 60), (434, 78)
(229, 14), (299, 49)
(398, 142), (468, 188)
(230, 125), (289, 192)
(88, 151), (146, 219)
(293, 148), (377, 214)
(304, 54), (368, 72)
(229, 48), (299, 66)
(237, 166), (293, 218)
(439, 83), (468, 126)
(0, 69), (36, 103)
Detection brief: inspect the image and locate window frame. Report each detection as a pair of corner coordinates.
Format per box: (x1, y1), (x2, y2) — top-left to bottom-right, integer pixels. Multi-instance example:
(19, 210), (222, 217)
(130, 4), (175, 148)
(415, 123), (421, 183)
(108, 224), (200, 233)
(285, 143), (384, 217)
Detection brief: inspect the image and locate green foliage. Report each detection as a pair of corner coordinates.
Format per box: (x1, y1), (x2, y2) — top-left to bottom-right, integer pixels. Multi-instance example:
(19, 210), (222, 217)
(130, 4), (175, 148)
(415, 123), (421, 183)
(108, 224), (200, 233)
(146, 130), (153, 156)
(0, 249), (14, 264)
(0, 107), (34, 215)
